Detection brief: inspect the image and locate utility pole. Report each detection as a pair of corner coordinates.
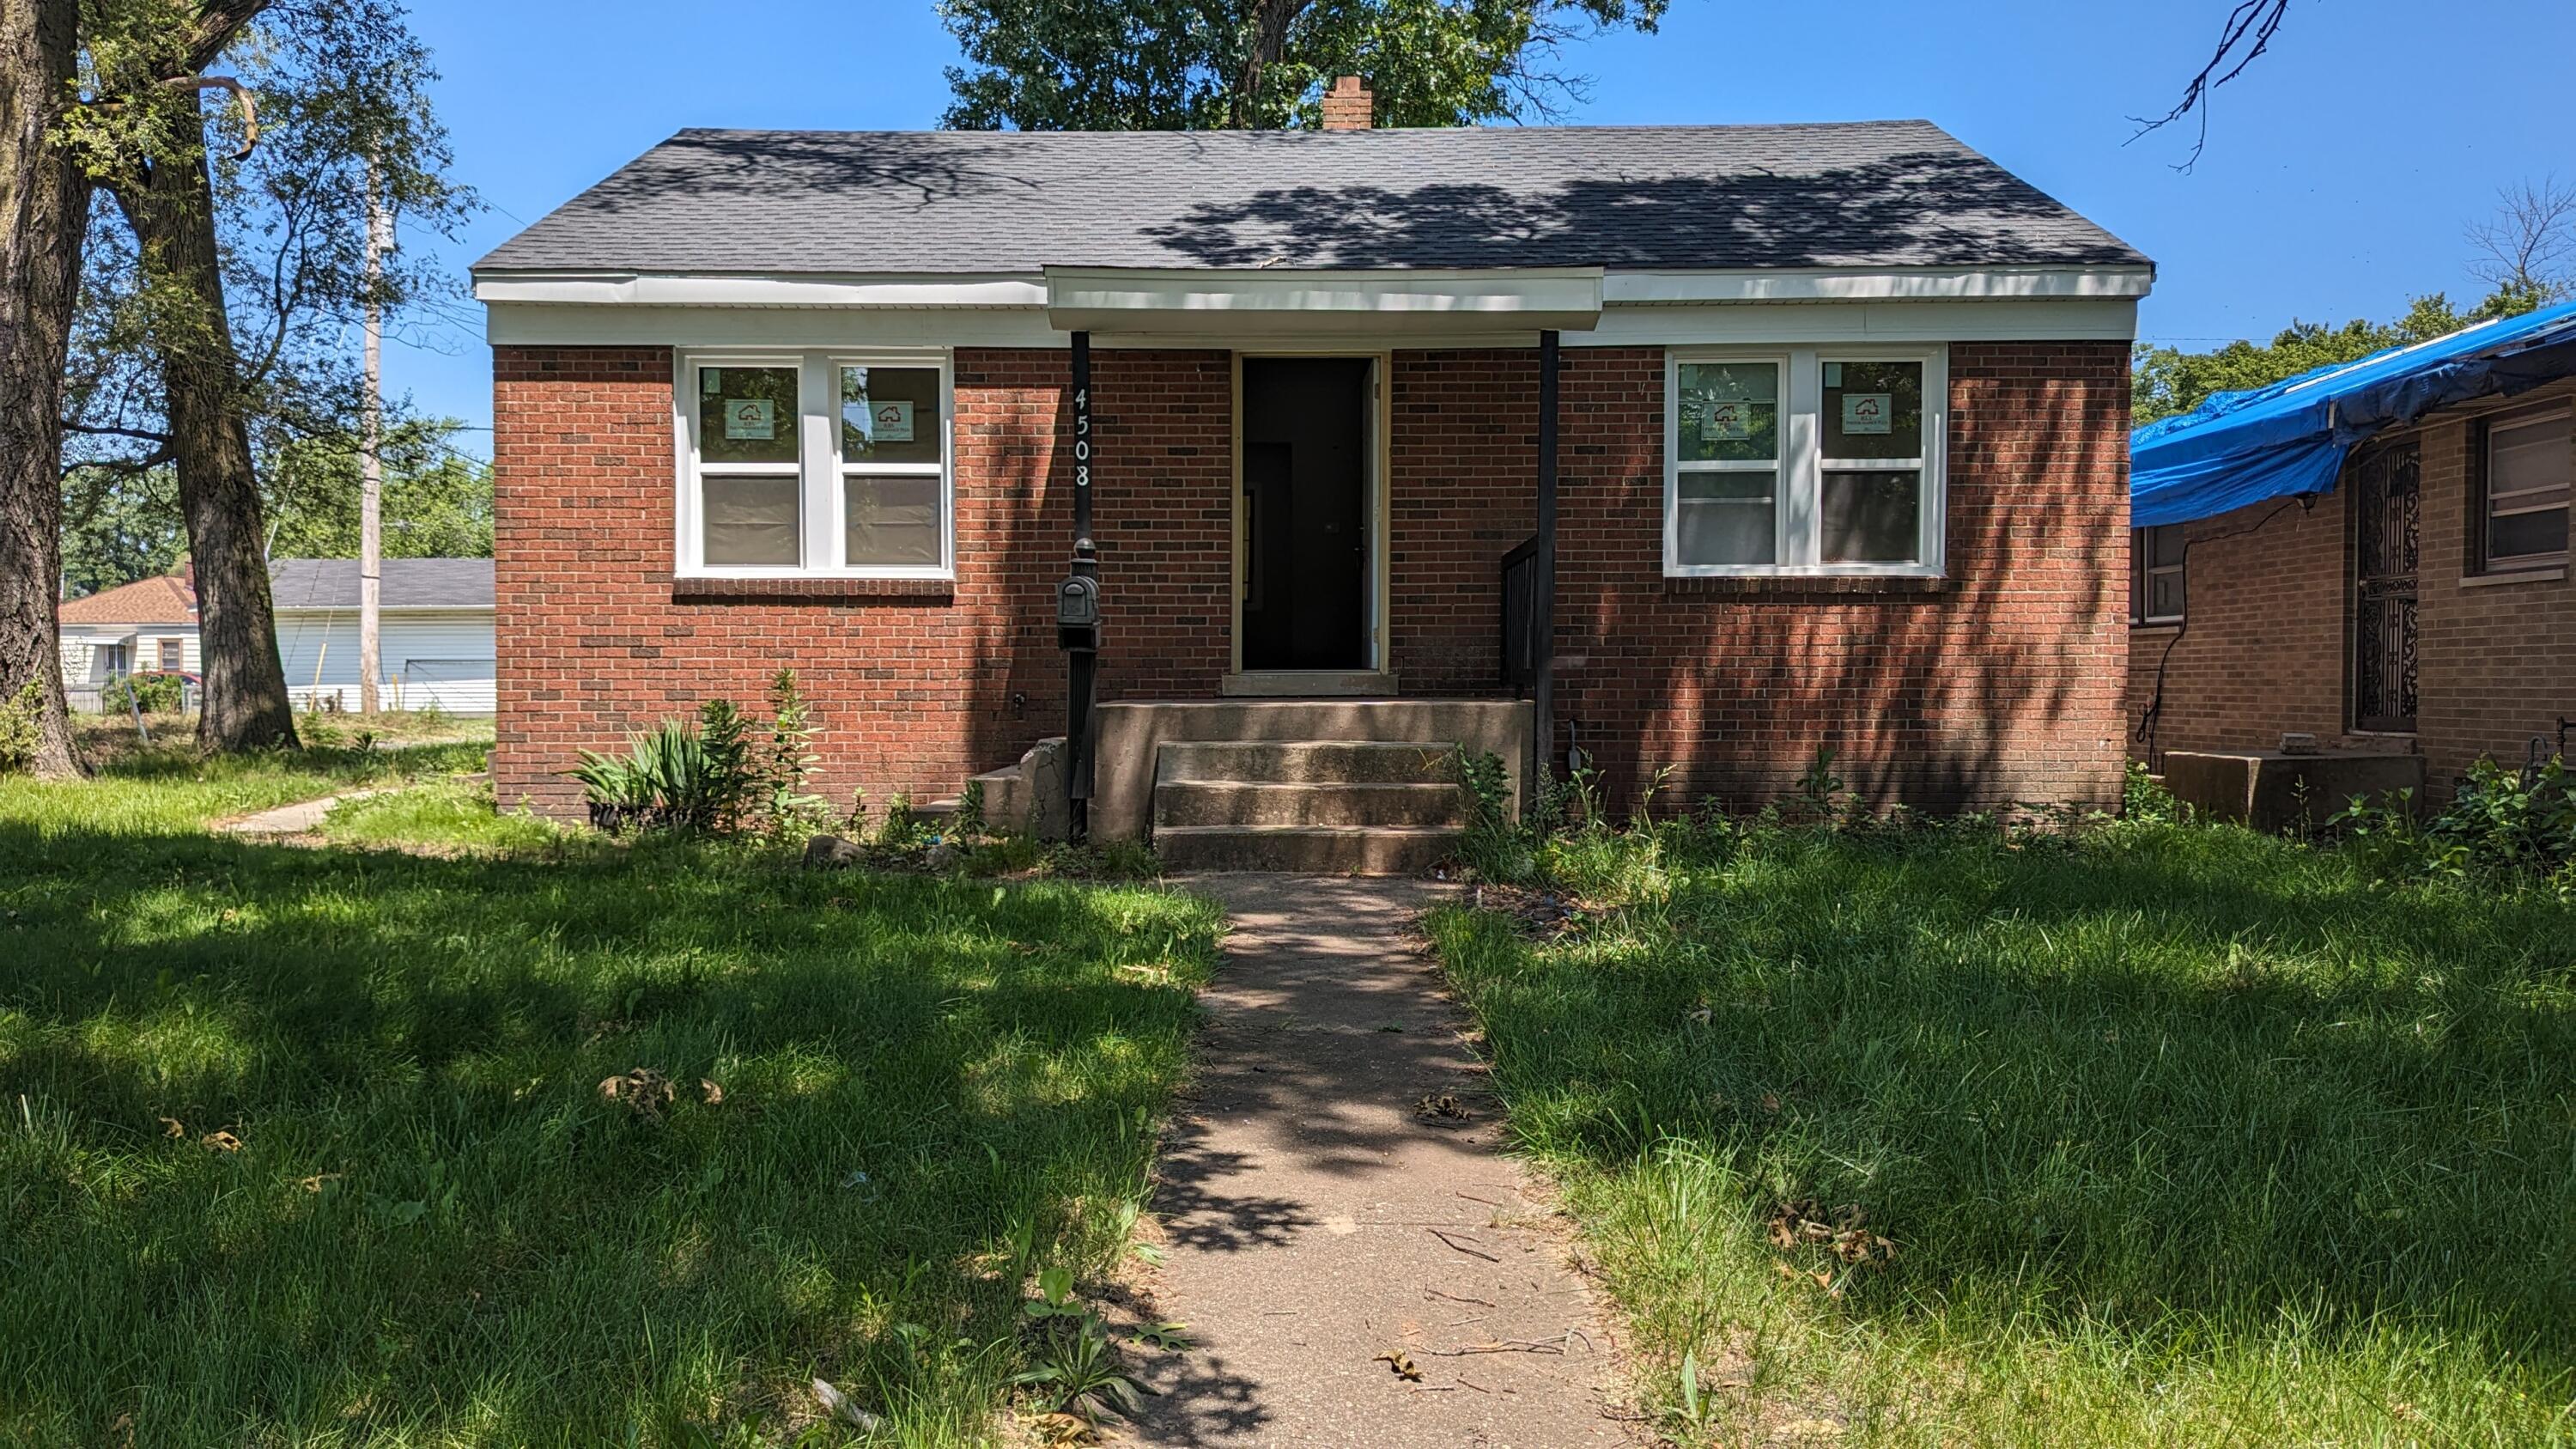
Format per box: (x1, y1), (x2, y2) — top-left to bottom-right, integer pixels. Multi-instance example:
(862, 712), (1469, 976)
(357, 160), (386, 714)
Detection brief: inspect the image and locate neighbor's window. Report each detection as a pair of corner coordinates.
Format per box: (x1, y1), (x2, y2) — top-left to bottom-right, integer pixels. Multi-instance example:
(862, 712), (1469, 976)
(157, 637), (182, 670)
(2131, 524), (2185, 622)
(2481, 401), (2569, 570)
(1667, 348), (1945, 575)
(680, 351), (952, 576)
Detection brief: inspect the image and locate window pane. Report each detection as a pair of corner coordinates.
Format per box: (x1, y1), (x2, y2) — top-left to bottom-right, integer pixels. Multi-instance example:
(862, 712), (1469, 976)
(2150, 523), (2187, 567)
(697, 366), (800, 466)
(1822, 360), (1925, 461)
(1675, 362), (1780, 465)
(2490, 505), (2569, 562)
(702, 474), (800, 566)
(2489, 413), (2569, 497)
(845, 475), (942, 566)
(841, 367), (944, 465)
(1676, 470), (1776, 565)
(2149, 569), (2185, 619)
(1820, 469), (1922, 563)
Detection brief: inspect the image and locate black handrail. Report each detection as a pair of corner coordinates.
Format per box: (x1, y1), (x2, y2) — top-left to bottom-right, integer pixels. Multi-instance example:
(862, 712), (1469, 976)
(1499, 533), (1540, 692)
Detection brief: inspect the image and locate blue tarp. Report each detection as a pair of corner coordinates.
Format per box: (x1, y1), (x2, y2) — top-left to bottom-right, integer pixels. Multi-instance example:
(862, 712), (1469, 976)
(2131, 298), (2576, 527)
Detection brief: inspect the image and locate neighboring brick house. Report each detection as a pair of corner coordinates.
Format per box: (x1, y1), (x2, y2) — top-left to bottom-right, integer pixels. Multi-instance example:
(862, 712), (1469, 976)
(2127, 302), (2576, 798)
(472, 90), (2151, 850)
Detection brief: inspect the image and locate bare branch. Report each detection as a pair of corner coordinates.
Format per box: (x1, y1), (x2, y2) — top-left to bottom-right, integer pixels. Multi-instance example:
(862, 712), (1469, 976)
(2127, 0), (2288, 174)
(2465, 175), (2576, 295)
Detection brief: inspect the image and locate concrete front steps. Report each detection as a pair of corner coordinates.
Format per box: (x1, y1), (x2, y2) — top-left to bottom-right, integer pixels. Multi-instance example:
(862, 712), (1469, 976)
(1152, 740), (1473, 874)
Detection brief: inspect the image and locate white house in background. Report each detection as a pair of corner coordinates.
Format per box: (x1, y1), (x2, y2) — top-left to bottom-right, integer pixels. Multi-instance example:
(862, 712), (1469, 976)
(57, 570), (202, 700)
(270, 558), (496, 714)
(53, 558), (495, 714)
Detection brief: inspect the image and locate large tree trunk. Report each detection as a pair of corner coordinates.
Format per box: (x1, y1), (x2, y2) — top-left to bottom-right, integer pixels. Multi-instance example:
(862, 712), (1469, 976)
(0, 0), (88, 778)
(120, 109), (297, 752)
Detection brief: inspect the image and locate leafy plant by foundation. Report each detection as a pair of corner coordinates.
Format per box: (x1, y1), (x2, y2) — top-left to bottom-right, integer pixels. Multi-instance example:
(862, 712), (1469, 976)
(2331, 752), (2576, 892)
(0, 681), (42, 774)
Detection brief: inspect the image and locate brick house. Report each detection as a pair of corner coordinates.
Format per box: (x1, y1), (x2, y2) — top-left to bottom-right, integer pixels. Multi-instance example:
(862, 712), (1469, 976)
(473, 91), (2150, 862)
(2128, 301), (2576, 810)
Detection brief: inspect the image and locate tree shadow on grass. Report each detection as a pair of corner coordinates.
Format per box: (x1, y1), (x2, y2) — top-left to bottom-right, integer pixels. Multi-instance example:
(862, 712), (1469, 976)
(1437, 826), (2576, 1385)
(0, 821), (1224, 1445)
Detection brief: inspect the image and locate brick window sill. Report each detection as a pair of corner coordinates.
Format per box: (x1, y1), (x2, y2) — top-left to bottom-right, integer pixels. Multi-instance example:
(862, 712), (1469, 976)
(671, 575), (956, 603)
(1663, 575), (1957, 599)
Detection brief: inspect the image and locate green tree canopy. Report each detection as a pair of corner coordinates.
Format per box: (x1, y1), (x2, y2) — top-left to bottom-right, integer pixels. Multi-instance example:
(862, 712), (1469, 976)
(59, 417), (489, 597)
(939, 0), (1668, 131)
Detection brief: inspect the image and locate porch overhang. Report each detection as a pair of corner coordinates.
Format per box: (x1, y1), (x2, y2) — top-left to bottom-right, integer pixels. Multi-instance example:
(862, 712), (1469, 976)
(1041, 265), (1604, 338)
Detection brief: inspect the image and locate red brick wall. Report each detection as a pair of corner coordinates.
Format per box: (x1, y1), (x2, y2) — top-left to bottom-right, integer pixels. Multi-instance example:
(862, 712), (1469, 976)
(490, 345), (1230, 819)
(2125, 379), (2576, 795)
(496, 339), (2132, 821)
(1528, 342), (2132, 815)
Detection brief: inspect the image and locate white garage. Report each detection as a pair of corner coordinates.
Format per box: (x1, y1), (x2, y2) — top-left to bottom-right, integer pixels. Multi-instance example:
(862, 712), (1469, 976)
(270, 558), (496, 715)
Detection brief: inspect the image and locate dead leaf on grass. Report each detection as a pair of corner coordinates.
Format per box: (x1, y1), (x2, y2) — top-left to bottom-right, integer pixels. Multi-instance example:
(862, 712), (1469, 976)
(299, 1172), (341, 1193)
(1375, 1348), (1424, 1381)
(698, 1078), (725, 1105)
(160, 1117), (185, 1139)
(201, 1130), (243, 1153)
(598, 1068), (677, 1119)
(1766, 1199), (1897, 1269)
(1028, 1410), (1097, 1445)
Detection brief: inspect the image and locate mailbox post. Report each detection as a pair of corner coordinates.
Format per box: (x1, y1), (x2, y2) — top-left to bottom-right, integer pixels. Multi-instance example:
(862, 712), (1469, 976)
(1060, 332), (1101, 841)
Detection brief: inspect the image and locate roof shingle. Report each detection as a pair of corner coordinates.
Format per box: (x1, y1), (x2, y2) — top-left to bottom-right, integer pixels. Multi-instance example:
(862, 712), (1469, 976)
(475, 122), (2145, 277)
(268, 558), (494, 611)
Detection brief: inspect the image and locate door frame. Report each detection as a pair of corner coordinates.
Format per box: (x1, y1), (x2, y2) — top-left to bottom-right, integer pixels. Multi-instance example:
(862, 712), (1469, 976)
(1229, 349), (1394, 685)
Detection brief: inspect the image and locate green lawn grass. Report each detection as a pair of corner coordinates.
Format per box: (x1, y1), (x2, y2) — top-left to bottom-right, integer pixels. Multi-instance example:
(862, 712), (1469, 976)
(1430, 823), (2576, 1446)
(0, 741), (1220, 1446)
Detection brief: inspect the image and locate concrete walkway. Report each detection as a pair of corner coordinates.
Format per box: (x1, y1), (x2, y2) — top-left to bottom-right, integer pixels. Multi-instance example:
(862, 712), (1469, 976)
(216, 789), (377, 836)
(1129, 875), (1634, 1449)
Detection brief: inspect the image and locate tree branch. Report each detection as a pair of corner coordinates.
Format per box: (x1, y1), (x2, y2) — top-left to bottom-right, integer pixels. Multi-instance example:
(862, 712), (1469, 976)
(2127, 0), (2288, 174)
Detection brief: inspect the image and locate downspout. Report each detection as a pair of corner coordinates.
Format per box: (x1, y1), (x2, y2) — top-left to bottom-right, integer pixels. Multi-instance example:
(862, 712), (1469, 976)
(1532, 330), (1560, 815)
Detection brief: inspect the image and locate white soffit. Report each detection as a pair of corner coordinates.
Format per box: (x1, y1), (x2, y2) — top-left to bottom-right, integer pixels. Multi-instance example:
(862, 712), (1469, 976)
(1041, 266), (1607, 335)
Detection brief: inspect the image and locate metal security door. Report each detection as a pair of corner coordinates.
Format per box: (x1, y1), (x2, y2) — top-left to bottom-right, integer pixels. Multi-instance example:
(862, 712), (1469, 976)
(2350, 439), (2419, 734)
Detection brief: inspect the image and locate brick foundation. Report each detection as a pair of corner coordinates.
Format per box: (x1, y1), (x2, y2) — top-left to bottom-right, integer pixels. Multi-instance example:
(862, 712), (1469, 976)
(495, 340), (2133, 821)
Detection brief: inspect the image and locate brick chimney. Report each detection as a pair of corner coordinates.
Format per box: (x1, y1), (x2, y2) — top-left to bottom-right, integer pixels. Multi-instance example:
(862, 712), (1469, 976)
(1320, 75), (1373, 131)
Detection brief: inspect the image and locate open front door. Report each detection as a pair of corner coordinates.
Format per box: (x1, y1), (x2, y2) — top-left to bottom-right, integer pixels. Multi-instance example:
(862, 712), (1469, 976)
(1238, 356), (1375, 673)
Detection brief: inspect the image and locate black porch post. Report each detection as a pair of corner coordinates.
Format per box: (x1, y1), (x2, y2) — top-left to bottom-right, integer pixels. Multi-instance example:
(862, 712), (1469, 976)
(1066, 331), (1099, 841)
(1532, 329), (1559, 810)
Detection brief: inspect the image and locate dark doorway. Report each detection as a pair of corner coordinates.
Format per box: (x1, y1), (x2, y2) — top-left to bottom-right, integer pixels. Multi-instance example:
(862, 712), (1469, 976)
(1240, 356), (1372, 672)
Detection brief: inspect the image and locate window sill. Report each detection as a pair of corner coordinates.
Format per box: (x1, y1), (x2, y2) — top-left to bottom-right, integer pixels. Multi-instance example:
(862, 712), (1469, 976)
(2459, 563), (2565, 588)
(671, 575), (955, 603)
(1664, 574), (1955, 598)
(2130, 620), (2184, 635)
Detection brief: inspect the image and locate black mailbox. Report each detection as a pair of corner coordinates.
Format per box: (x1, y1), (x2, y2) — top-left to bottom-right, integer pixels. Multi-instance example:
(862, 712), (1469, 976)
(1056, 574), (1100, 649)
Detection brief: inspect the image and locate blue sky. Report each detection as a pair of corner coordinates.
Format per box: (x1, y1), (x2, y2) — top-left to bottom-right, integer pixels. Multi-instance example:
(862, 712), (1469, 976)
(388, 0), (2576, 456)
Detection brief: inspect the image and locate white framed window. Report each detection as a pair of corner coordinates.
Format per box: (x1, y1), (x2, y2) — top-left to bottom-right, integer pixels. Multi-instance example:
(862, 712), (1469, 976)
(1665, 346), (1947, 576)
(674, 349), (954, 578)
(2480, 401), (2570, 571)
(2130, 523), (2185, 622)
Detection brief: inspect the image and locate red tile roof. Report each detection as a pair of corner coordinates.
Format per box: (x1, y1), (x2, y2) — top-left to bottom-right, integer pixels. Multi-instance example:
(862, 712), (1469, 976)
(58, 574), (197, 625)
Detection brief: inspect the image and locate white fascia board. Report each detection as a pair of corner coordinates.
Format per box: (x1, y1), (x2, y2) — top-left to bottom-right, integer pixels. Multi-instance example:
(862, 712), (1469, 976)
(471, 271), (1048, 308)
(1577, 297), (2141, 346)
(1602, 265), (2154, 303)
(1043, 266), (1604, 334)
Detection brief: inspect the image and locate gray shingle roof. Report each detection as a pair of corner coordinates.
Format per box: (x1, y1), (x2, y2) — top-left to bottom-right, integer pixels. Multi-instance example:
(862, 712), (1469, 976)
(269, 558), (494, 611)
(475, 122), (2146, 276)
